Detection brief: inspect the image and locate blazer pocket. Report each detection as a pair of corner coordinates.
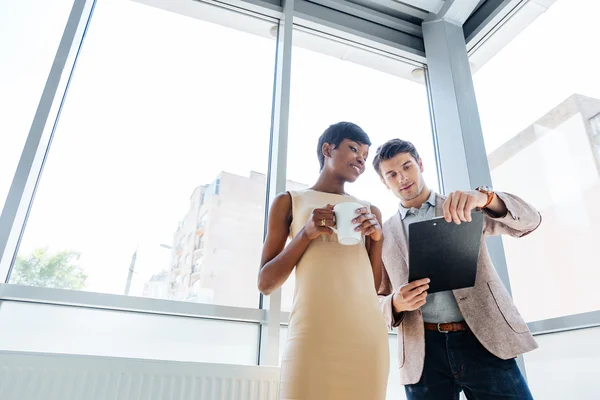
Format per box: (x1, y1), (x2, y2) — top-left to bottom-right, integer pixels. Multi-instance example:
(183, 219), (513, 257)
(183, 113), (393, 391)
(396, 323), (405, 368)
(487, 281), (529, 334)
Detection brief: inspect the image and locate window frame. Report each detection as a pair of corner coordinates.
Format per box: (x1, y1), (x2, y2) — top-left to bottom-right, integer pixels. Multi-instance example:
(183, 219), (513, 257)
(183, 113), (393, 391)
(1, 0), (599, 373)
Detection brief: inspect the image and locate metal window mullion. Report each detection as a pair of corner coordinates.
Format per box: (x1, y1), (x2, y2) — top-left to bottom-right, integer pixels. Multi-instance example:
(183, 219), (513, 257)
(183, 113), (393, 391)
(0, 283), (267, 323)
(423, 18), (513, 293)
(422, 18), (526, 377)
(0, 0), (97, 283)
(258, 0), (294, 367)
(528, 310), (600, 336)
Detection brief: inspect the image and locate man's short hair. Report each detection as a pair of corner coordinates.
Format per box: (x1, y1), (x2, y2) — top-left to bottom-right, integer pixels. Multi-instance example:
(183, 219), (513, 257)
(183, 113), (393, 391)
(372, 138), (420, 177)
(317, 122), (372, 170)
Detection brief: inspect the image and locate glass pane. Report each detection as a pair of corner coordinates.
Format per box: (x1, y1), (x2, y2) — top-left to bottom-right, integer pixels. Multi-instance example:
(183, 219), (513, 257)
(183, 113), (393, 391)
(0, 302), (258, 364)
(9, 0), (276, 308)
(524, 327), (600, 399)
(473, 0), (600, 321)
(0, 0), (74, 212)
(281, 30), (437, 311)
(592, 114), (600, 156)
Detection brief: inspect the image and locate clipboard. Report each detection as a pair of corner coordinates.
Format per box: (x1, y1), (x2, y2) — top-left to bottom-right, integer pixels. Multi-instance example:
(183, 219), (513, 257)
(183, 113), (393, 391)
(408, 212), (484, 293)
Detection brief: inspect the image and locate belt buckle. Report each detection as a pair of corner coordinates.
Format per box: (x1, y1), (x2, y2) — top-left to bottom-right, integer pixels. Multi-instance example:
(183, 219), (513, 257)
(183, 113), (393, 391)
(437, 322), (450, 333)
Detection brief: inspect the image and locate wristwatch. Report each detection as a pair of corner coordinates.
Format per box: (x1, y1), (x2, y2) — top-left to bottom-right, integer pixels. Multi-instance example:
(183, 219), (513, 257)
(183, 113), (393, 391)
(475, 186), (495, 209)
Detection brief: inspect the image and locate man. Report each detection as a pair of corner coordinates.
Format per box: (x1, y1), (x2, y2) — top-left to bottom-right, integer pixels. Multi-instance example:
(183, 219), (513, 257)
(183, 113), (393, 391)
(373, 138), (541, 399)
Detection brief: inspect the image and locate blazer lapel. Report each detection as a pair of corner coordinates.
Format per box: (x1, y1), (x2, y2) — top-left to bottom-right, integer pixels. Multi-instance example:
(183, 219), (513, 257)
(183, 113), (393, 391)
(389, 212), (409, 265)
(435, 193), (446, 217)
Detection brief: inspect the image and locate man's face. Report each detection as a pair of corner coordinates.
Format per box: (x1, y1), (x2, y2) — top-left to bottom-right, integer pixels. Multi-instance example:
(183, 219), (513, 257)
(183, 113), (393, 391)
(378, 152), (425, 202)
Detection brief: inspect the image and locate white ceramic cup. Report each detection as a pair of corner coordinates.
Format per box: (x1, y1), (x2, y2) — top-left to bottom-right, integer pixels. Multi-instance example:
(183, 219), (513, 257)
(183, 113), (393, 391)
(331, 202), (363, 246)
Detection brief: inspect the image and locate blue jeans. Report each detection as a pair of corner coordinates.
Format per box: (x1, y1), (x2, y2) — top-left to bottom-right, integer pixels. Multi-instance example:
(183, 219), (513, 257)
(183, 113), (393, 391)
(405, 329), (534, 400)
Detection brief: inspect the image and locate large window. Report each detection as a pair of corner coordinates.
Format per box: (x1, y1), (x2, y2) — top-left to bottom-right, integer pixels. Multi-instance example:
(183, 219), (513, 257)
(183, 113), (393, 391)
(0, 0), (75, 212)
(474, 0), (600, 322)
(8, 0), (276, 309)
(3, 1), (599, 396)
(1, 0), (442, 376)
(281, 29), (437, 311)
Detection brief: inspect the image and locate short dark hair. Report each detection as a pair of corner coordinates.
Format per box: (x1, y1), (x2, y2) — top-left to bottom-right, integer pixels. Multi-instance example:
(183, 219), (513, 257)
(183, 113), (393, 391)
(373, 138), (420, 177)
(317, 122), (371, 170)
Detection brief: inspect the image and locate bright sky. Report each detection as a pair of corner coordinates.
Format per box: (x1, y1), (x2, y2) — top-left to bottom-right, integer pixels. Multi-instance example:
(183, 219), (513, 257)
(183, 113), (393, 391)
(1, 0), (599, 303)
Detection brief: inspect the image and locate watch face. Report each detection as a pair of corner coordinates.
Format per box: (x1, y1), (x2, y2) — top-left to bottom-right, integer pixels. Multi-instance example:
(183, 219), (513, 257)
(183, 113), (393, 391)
(477, 185), (492, 193)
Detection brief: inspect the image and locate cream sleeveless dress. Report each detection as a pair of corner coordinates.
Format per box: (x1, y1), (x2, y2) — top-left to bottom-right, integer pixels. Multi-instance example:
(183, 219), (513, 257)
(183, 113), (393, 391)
(279, 189), (389, 400)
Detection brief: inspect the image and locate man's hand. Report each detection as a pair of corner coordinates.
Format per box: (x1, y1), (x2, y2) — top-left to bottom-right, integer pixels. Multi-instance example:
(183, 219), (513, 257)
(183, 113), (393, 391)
(443, 190), (488, 224)
(392, 278), (430, 313)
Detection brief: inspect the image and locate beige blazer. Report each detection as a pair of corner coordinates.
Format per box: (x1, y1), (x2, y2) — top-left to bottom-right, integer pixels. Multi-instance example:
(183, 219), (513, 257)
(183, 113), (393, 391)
(378, 192), (542, 385)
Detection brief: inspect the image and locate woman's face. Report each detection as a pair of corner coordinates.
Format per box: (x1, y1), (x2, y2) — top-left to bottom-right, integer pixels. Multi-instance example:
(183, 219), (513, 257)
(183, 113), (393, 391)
(323, 139), (369, 183)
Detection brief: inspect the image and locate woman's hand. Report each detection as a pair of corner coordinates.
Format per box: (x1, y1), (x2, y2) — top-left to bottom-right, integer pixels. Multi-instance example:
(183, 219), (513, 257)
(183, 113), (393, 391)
(302, 204), (335, 241)
(353, 207), (383, 241)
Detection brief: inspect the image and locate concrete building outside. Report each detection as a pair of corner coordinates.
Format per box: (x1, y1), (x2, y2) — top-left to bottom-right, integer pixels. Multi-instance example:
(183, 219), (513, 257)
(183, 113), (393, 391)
(488, 93), (600, 321)
(163, 171), (307, 308)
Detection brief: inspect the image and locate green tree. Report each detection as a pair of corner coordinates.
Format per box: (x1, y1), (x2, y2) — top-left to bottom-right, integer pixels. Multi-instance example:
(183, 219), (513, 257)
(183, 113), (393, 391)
(11, 248), (87, 290)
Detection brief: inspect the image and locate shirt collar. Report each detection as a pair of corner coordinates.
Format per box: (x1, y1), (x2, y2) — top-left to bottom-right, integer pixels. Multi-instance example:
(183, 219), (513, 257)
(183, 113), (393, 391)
(398, 190), (437, 219)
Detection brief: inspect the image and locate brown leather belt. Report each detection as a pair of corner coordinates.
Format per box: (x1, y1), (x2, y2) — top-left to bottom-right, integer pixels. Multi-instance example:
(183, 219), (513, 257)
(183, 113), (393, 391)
(424, 321), (468, 333)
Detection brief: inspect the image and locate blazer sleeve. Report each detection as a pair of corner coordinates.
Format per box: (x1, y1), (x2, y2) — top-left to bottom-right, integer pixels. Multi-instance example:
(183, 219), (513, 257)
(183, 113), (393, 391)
(377, 262), (406, 329)
(483, 191), (542, 238)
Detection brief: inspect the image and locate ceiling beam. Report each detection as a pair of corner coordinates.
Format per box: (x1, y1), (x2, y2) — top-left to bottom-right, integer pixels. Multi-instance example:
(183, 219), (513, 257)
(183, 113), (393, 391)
(427, 0), (481, 25)
(294, 0), (425, 60)
(365, 0), (430, 20)
(309, 0), (422, 37)
(397, 0), (444, 13)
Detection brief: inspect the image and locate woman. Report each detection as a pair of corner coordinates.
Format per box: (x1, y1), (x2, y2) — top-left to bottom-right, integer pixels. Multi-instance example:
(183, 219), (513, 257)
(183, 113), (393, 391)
(258, 122), (389, 399)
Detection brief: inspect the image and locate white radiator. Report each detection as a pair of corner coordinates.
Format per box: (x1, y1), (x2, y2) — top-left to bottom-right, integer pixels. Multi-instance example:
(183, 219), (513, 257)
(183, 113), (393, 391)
(0, 351), (280, 400)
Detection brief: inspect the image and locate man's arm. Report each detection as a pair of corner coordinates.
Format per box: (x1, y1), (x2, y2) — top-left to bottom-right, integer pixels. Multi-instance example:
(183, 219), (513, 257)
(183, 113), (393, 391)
(377, 265), (404, 329)
(377, 262), (429, 329)
(443, 190), (541, 238)
(482, 191), (542, 238)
